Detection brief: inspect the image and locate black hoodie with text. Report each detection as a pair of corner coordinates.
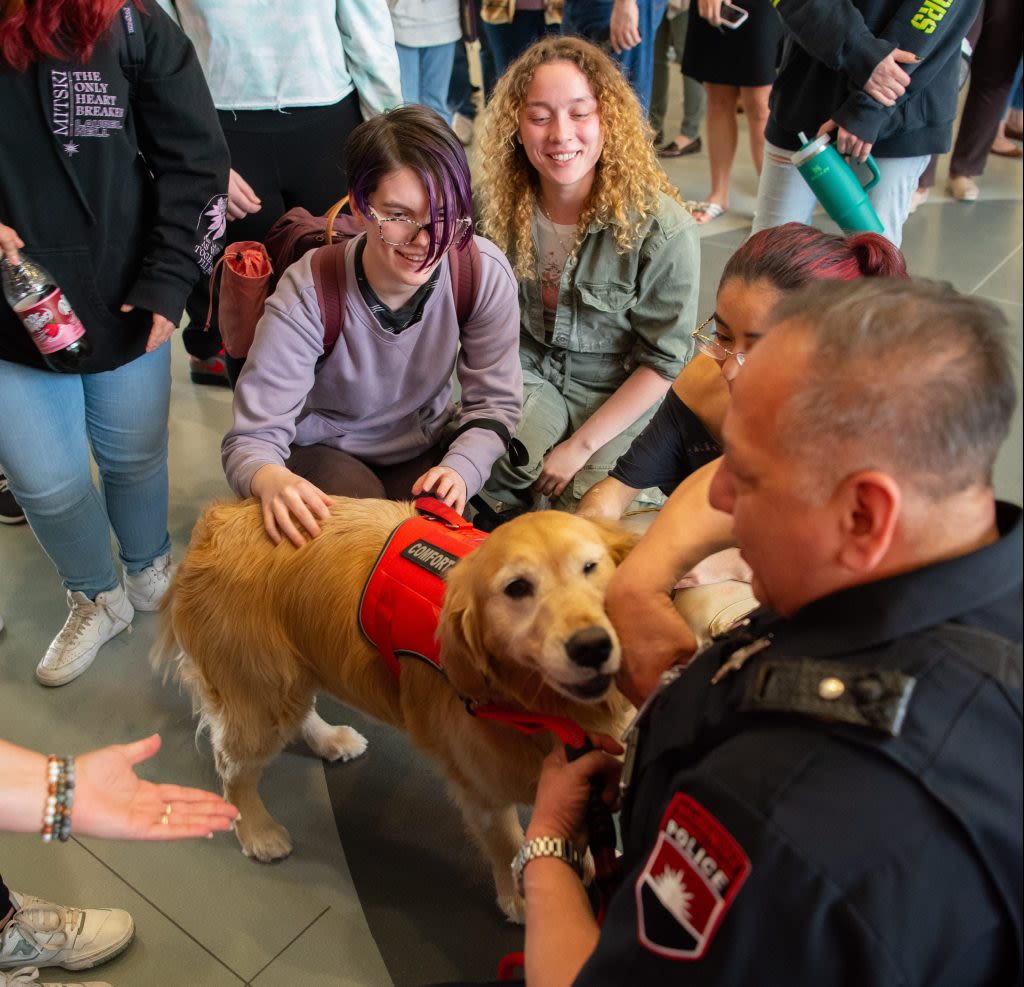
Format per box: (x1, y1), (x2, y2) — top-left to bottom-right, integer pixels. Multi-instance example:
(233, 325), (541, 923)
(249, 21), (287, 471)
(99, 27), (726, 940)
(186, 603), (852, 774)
(767, 0), (982, 157)
(0, 0), (228, 373)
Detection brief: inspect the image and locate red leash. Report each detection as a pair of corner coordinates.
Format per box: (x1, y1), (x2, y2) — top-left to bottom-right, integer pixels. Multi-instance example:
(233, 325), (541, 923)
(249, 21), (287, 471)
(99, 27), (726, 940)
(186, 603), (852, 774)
(468, 704), (622, 982)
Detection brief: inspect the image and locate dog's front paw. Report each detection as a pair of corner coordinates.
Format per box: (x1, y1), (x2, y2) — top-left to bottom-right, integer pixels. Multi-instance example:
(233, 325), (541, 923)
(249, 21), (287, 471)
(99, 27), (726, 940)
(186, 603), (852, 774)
(313, 724), (368, 762)
(237, 818), (294, 863)
(496, 888), (526, 925)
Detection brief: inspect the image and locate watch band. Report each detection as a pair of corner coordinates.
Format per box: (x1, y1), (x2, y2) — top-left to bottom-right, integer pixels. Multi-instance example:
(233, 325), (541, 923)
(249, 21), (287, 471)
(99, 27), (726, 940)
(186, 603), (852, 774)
(511, 836), (585, 896)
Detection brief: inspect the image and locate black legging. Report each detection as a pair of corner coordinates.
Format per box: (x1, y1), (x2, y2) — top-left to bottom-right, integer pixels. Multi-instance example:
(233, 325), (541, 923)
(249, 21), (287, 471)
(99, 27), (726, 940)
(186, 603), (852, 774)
(183, 92), (362, 362)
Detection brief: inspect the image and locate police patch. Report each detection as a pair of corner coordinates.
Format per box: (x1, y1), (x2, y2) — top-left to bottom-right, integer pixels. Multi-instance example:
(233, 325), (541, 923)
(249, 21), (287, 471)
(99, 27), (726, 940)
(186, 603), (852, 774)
(636, 794), (750, 961)
(400, 539), (460, 579)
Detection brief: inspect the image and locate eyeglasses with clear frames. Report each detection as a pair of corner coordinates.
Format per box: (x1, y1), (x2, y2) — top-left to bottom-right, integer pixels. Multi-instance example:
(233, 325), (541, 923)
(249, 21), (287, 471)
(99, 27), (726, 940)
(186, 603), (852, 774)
(367, 206), (472, 247)
(691, 315), (746, 366)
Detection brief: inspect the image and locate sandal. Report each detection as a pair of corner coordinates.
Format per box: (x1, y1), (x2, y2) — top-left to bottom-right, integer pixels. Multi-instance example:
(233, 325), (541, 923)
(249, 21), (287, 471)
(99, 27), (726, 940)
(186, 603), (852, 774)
(686, 201), (727, 224)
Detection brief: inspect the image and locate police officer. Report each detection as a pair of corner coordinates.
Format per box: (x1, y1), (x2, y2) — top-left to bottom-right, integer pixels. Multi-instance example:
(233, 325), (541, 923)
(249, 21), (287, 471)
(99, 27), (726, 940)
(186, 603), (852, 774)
(516, 279), (1023, 987)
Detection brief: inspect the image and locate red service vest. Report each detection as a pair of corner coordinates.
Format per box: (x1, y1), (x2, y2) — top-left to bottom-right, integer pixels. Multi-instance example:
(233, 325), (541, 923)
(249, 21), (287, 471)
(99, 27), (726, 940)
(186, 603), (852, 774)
(359, 498), (488, 677)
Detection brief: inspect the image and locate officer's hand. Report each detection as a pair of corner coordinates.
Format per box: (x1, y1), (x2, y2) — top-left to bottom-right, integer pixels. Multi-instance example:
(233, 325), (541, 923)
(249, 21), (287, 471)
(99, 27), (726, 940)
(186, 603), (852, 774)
(607, 575), (697, 706)
(526, 736), (623, 843)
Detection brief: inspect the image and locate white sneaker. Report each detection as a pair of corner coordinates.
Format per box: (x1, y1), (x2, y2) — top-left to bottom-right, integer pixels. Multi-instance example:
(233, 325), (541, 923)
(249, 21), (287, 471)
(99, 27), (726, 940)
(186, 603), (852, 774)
(451, 111), (474, 146)
(123, 552), (173, 611)
(0, 892), (133, 971)
(0, 965), (112, 986)
(35, 586), (134, 687)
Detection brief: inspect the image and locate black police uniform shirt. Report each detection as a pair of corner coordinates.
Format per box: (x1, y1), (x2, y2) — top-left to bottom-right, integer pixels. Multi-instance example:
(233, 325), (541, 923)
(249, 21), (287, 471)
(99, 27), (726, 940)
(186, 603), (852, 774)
(574, 503), (1023, 987)
(0, 0), (228, 373)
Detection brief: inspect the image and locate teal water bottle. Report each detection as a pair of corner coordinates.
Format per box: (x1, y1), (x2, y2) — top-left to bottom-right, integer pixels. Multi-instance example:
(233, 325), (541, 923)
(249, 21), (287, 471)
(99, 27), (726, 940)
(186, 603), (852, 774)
(792, 132), (884, 235)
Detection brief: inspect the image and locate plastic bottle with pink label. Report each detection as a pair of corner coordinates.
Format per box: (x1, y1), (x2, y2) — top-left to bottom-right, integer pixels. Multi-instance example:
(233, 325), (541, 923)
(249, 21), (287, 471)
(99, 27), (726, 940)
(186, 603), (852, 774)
(2, 253), (92, 372)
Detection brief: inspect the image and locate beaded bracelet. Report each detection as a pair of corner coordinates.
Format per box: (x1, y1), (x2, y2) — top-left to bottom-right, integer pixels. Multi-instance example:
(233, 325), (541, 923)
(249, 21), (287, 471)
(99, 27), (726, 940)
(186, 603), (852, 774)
(41, 755), (75, 843)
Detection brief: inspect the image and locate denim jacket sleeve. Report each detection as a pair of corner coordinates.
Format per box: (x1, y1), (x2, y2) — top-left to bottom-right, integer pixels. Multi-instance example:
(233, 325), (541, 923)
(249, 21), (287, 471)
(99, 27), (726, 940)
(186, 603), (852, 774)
(530, 193), (699, 380)
(628, 196), (699, 379)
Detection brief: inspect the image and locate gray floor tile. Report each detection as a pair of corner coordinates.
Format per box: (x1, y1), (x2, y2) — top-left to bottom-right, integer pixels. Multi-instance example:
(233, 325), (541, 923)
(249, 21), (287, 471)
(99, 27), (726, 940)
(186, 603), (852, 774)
(249, 906), (393, 987)
(0, 836), (245, 986)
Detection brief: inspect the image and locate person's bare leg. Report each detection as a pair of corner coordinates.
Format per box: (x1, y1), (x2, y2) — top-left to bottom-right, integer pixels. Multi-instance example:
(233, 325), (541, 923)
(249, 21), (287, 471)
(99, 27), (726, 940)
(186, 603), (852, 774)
(740, 84), (772, 175)
(693, 83), (739, 222)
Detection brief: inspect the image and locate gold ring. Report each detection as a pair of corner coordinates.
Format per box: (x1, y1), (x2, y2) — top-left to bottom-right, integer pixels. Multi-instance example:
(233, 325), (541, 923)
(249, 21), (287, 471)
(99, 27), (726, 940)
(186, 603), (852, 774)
(164, 803), (173, 816)
(160, 813), (170, 826)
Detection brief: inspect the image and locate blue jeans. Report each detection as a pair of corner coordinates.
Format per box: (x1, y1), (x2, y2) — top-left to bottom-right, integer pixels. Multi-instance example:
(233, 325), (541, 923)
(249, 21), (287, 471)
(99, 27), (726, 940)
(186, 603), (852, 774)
(396, 42), (457, 120)
(561, 0), (668, 113)
(0, 346), (172, 598)
(752, 142), (930, 249)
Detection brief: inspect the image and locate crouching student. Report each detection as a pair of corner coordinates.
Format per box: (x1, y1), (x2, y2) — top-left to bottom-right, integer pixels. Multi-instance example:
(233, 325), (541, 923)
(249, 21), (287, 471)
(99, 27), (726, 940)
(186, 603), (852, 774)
(222, 106), (523, 547)
(475, 36), (699, 522)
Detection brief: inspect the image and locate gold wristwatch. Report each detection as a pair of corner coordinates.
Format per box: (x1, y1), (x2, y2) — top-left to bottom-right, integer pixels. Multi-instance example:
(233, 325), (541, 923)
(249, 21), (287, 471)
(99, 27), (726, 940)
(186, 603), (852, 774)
(511, 836), (585, 896)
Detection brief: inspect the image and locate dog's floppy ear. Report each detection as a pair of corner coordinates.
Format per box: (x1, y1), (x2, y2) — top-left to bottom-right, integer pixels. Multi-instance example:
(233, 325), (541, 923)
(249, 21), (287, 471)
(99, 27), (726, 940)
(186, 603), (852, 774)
(588, 518), (641, 567)
(438, 555), (494, 701)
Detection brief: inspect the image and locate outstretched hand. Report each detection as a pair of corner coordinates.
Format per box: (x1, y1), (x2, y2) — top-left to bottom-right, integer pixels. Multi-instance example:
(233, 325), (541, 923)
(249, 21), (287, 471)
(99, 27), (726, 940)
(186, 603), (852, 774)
(71, 734), (238, 841)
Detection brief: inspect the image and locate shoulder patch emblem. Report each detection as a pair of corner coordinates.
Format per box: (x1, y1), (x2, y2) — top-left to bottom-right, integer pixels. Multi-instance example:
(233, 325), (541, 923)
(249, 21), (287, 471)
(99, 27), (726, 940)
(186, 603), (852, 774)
(636, 794), (750, 961)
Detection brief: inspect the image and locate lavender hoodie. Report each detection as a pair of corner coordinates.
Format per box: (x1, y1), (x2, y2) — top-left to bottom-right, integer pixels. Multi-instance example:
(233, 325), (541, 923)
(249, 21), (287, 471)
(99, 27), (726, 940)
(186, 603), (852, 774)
(222, 235), (522, 499)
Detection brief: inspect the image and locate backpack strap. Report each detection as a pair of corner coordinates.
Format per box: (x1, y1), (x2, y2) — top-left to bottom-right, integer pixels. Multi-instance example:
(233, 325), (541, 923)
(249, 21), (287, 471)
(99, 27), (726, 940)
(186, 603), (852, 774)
(312, 243), (348, 357)
(448, 238), (479, 328)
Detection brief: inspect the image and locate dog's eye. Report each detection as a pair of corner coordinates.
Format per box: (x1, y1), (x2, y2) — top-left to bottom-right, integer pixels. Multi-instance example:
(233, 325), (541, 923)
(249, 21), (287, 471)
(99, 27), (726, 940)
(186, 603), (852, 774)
(583, 561), (598, 574)
(504, 577), (534, 599)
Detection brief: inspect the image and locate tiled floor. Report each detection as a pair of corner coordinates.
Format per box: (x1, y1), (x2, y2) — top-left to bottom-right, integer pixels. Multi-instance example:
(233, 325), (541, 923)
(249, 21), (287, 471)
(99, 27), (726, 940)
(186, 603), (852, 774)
(1, 76), (1022, 987)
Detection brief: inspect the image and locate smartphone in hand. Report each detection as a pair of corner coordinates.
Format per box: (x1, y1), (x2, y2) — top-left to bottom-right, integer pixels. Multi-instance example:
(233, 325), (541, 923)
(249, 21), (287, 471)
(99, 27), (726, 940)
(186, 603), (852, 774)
(720, 1), (749, 28)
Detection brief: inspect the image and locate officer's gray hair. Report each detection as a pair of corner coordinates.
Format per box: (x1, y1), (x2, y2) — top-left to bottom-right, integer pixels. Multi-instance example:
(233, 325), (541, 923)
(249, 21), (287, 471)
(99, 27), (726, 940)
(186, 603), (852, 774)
(769, 278), (1016, 500)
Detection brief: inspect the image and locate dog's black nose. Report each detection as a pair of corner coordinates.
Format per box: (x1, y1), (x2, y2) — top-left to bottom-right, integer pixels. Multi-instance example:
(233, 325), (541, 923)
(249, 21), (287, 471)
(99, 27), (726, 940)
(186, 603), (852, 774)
(566, 627), (613, 669)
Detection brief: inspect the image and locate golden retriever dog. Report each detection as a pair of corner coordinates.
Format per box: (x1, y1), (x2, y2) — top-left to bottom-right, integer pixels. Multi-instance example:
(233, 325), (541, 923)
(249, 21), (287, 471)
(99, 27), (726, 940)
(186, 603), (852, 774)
(153, 497), (635, 921)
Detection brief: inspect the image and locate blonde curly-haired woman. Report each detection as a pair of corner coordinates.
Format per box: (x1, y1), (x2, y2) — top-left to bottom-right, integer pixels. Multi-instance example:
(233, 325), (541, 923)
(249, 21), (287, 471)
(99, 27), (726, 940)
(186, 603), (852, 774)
(475, 35), (699, 520)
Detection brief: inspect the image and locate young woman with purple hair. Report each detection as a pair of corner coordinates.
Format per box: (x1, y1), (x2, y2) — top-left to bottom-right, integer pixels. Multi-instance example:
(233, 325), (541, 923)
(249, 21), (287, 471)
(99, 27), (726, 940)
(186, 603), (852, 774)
(222, 105), (523, 548)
